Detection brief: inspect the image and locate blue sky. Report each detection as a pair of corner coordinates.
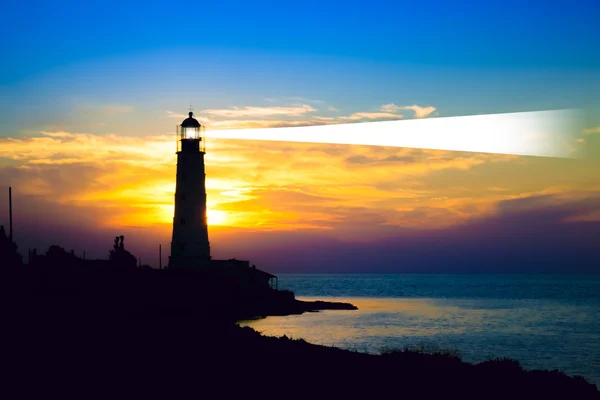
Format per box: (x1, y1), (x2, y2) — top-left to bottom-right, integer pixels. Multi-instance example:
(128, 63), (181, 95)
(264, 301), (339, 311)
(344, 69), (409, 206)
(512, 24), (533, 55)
(1, 0), (599, 134)
(2, 0), (600, 78)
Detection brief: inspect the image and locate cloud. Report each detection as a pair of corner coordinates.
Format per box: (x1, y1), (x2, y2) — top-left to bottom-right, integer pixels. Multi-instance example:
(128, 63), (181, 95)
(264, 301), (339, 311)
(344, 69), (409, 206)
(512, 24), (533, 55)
(1, 124), (597, 271)
(380, 103), (402, 113)
(0, 130), (512, 230)
(338, 112), (404, 121)
(344, 155), (418, 165)
(381, 103), (437, 118)
(202, 104), (316, 118)
(166, 111), (188, 119)
(207, 119), (335, 129)
(583, 126), (600, 135)
(199, 192), (600, 274)
(403, 105), (437, 118)
(311, 102), (435, 122)
(176, 101), (438, 131)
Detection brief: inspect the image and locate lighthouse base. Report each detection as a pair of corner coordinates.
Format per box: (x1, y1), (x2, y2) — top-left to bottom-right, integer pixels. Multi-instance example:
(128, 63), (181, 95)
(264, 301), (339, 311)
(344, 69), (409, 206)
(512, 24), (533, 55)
(166, 256), (278, 291)
(167, 254), (212, 269)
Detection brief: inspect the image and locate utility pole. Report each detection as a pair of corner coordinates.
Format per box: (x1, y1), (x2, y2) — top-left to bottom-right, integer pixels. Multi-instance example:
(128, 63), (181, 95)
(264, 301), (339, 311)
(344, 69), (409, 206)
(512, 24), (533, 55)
(9, 187), (13, 242)
(159, 244), (162, 269)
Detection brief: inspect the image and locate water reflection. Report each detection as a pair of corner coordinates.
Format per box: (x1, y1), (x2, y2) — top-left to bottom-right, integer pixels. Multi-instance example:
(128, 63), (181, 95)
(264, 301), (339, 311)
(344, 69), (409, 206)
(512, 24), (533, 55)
(238, 296), (600, 385)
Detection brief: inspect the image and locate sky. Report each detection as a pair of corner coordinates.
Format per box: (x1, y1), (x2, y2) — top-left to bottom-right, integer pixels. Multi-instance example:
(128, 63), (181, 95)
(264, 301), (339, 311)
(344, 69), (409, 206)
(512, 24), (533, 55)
(0, 0), (599, 272)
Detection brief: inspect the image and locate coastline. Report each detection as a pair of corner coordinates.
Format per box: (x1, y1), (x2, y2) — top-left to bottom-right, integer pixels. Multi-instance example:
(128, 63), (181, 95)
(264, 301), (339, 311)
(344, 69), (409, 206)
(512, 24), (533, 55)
(239, 293), (600, 388)
(2, 265), (599, 399)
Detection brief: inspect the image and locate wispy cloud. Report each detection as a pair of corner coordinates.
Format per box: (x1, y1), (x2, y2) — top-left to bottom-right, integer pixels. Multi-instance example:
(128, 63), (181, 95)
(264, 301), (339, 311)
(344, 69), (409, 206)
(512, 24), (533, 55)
(321, 103), (435, 122)
(1, 127), (598, 270)
(380, 104), (401, 113)
(208, 119), (330, 129)
(0, 130), (519, 230)
(166, 111), (188, 119)
(186, 102), (438, 131)
(339, 112), (404, 121)
(203, 104), (316, 118)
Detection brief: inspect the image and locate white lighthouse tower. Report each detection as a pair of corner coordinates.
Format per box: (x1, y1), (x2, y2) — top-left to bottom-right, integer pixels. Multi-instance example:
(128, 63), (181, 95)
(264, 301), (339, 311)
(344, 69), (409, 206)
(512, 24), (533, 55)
(168, 111), (211, 268)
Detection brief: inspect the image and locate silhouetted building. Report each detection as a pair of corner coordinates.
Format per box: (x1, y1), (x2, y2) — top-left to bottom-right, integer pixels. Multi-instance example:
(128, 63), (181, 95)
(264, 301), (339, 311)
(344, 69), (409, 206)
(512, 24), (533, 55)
(208, 259), (278, 290)
(169, 111), (211, 268)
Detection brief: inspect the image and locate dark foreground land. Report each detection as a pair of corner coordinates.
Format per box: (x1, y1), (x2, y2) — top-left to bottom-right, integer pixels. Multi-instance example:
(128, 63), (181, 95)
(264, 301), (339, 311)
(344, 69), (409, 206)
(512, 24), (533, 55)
(2, 264), (599, 399)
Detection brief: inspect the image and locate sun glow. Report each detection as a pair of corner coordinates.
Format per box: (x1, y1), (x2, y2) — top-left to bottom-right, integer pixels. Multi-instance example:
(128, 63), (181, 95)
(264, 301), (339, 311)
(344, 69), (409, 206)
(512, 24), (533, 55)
(207, 209), (229, 226)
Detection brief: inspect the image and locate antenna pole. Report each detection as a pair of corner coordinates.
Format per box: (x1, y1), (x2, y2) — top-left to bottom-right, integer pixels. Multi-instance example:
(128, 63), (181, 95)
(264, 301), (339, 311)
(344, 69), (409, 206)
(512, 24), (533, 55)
(9, 186), (13, 242)
(159, 244), (162, 269)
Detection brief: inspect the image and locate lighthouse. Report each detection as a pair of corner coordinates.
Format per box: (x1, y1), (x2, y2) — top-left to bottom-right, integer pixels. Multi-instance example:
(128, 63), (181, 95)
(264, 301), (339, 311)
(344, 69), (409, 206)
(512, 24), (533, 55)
(168, 111), (211, 268)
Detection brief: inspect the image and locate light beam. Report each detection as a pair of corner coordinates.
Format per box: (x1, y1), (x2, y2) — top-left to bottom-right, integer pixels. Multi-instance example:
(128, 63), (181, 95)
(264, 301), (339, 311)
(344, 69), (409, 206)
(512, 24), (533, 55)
(206, 109), (584, 159)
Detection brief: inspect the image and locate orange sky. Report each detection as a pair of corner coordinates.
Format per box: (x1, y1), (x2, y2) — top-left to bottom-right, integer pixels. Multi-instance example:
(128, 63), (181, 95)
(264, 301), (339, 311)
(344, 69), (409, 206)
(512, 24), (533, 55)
(0, 119), (599, 272)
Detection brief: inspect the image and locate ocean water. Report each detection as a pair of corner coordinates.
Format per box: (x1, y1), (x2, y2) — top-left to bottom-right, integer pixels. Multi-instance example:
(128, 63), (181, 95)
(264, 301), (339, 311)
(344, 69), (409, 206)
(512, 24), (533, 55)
(238, 274), (600, 386)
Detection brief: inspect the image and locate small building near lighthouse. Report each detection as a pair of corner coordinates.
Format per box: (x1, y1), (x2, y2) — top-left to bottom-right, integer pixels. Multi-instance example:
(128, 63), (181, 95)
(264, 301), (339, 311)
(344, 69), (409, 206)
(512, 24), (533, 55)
(168, 110), (278, 291)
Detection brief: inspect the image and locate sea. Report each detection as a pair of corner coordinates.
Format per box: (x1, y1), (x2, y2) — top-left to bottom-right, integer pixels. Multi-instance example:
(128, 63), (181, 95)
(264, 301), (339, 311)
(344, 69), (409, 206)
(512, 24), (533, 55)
(238, 274), (600, 386)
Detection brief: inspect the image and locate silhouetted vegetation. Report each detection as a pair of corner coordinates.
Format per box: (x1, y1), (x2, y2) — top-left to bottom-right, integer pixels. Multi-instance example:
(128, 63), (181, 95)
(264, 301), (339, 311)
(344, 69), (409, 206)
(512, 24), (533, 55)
(108, 235), (138, 268)
(382, 342), (462, 358)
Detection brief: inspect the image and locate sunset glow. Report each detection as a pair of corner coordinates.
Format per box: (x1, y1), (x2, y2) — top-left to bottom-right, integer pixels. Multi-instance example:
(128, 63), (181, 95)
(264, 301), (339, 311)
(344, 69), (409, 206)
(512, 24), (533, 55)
(1, 124), (598, 268)
(0, 1), (599, 271)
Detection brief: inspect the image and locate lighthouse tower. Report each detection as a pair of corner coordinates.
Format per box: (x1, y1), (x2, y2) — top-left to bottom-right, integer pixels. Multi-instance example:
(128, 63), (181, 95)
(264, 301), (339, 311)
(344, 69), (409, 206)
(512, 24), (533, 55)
(168, 111), (211, 268)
